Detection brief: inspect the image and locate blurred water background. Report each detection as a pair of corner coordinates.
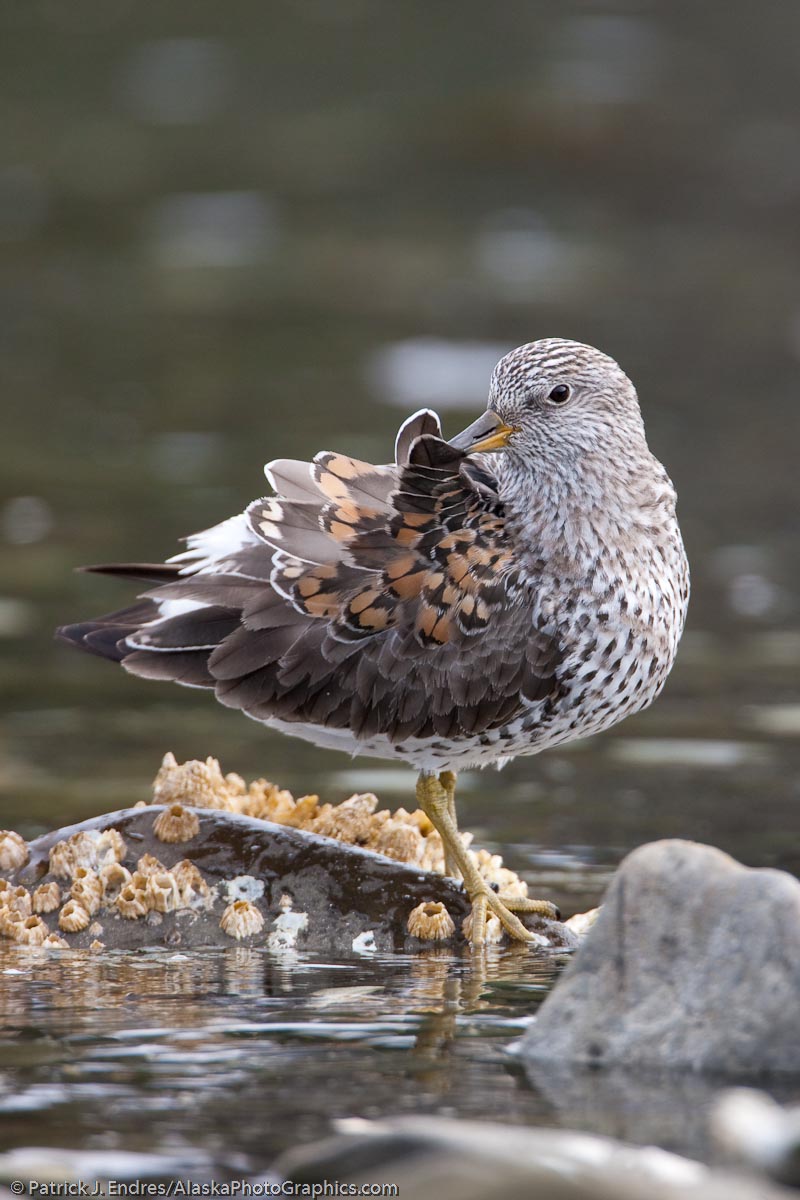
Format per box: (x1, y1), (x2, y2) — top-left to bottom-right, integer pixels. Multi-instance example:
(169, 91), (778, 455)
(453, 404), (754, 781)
(0, 1), (799, 1173)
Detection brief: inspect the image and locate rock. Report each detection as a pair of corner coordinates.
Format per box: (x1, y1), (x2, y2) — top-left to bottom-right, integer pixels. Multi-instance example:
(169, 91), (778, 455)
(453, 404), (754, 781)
(522, 840), (800, 1073)
(711, 1089), (800, 1188)
(5, 807), (574, 954)
(274, 1115), (796, 1200)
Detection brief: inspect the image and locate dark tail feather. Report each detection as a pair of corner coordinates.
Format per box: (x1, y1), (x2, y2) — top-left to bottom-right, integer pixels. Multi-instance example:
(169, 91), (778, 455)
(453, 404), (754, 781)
(56, 600), (160, 663)
(78, 563), (183, 583)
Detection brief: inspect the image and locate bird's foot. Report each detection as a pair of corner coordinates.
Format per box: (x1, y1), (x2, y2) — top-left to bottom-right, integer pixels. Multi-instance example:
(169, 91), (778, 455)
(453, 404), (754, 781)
(464, 889), (558, 947)
(415, 771), (558, 947)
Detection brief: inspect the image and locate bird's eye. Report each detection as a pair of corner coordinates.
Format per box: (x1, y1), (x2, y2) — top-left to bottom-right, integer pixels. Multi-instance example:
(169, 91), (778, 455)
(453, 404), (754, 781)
(548, 384), (571, 404)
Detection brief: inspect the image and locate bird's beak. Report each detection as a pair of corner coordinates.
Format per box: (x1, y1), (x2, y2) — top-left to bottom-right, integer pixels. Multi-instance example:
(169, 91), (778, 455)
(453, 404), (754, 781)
(449, 410), (519, 455)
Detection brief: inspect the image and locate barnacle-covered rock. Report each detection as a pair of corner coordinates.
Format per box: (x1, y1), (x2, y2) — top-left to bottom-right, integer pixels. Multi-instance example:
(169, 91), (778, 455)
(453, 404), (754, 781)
(0, 830), (28, 872)
(14, 914), (50, 946)
(99, 862), (132, 903)
(152, 752), (239, 811)
(71, 867), (102, 916)
(117, 884), (148, 920)
(7, 756), (567, 952)
(220, 899), (264, 941)
(33, 881), (61, 914)
(146, 871), (180, 913)
(59, 898), (90, 933)
(153, 803), (200, 844)
(407, 901), (456, 941)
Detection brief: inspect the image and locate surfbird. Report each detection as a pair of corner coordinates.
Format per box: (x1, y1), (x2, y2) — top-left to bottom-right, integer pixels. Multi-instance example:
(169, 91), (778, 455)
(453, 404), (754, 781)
(58, 339), (690, 945)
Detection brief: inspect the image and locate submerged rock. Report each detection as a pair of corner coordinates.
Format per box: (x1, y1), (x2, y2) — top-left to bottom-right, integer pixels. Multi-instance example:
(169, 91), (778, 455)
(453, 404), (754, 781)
(274, 1115), (796, 1200)
(522, 839), (800, 1073)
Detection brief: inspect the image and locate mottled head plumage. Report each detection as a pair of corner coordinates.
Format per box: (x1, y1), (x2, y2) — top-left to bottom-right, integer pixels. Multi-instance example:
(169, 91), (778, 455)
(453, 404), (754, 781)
(487, 338), (644, 461)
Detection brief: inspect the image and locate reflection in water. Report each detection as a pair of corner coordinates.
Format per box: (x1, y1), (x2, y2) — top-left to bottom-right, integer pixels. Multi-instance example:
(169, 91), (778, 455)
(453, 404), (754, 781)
(0, 945), (564, 1170)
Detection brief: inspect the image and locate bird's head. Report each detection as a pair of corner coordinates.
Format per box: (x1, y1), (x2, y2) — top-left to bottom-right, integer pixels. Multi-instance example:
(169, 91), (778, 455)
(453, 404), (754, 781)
(450, 339), (645, 465)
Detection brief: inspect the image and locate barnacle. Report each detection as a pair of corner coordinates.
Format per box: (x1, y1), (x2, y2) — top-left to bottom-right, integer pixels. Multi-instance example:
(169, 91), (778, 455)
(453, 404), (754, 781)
(32, 881), (61, 914)
(267, 908), (308, 951)
(171, 859), (211, 909)
(99, 862), (132, 903)
(136, 853), (167, 878)
(0, 910), (24, 939)
(146, 871), (180, 913)
(152, 751), (239, 811)
(369, 819), (425, 865)
(90, 939), (105, 951)
(96, 828), (126, 866)
(282, 794), (321, 828)
(59, 899), (90, 933)
(461, 911), (503, 945)
(472, 848), (527, 898)
(240, 780), (296, 823)
(224, 772), (247, 799)
(564, 907), (600, 937)
(48, 839), (76, 879)
(117, 884), (148, 920)
(71, 867), (102, 916)
(220, 899), (264, 941)
(313, 793), (378, 844)
(153, 804), (200, 844)
(420, 830), (445, 874)
(48, 829), (120, 878)
(0, 830), (28, 873)
(14, 915), (50, 946)
(0, 885), (32, 934)
(42, 933), (69, 949)
(407, 901), (456, 941)
(403, 807), (434, 834)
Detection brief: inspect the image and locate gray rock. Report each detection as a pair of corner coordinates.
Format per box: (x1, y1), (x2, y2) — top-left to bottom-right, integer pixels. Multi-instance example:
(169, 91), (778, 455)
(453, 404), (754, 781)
(712, 1089), (800, 1187)
(8, 807), (574, 954)
(522, 839), (800, 1073)
(275, 1115), (796, 1200)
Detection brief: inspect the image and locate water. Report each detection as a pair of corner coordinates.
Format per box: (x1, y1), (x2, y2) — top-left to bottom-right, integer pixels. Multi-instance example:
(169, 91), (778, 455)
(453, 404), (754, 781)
(0, 946), (566, 1172)
(1, 0), (799, 1179)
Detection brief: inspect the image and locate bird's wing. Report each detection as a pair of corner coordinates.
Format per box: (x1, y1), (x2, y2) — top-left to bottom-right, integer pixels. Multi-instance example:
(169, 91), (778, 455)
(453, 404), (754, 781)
(58, 410), (563, 742)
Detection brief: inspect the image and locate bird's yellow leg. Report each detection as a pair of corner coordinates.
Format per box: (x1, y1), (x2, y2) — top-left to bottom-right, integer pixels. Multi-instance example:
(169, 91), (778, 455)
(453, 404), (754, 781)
(438, 770), (461, 880)
(416, 773), (558, 947)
